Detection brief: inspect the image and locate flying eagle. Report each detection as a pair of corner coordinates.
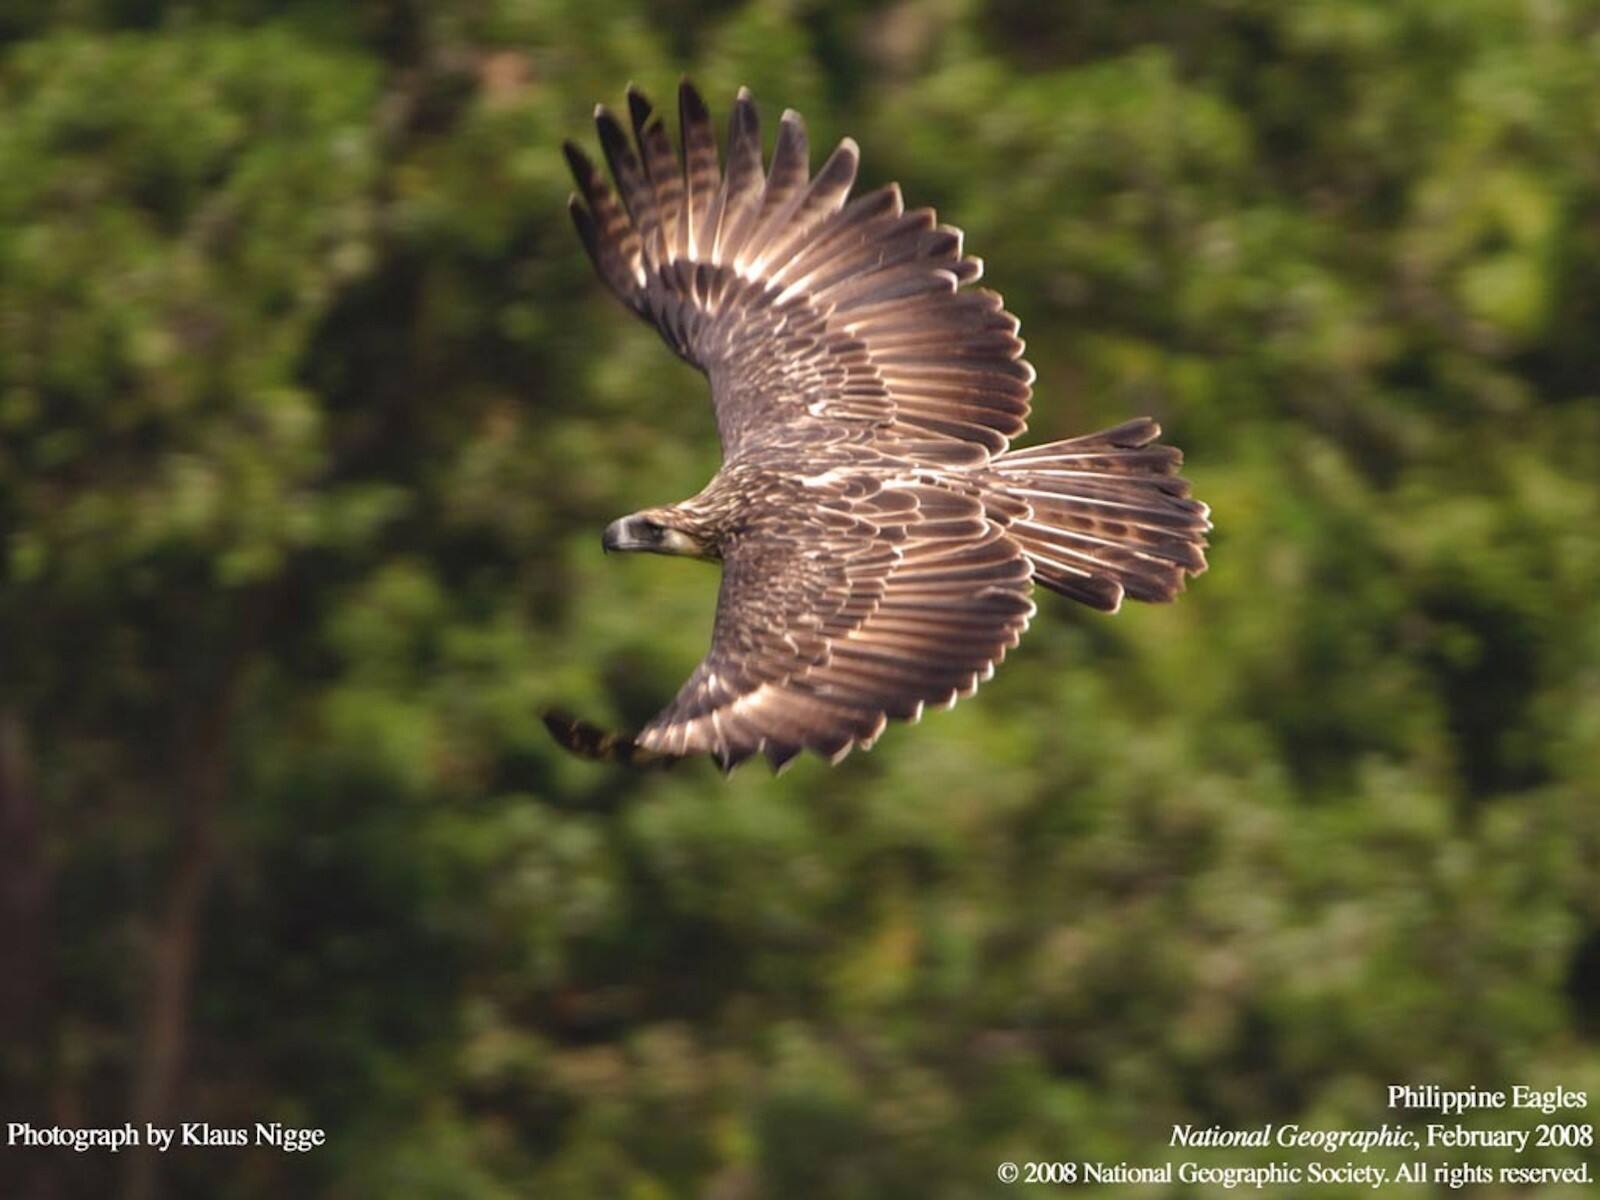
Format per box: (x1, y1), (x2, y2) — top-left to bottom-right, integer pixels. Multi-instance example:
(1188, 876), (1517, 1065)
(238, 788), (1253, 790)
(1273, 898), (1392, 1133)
(545, 82), (1209, 772)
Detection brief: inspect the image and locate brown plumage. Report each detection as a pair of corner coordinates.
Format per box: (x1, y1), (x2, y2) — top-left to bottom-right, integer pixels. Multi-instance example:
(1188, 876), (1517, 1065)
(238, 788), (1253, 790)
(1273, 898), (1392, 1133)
(551, 81), (1211, 773)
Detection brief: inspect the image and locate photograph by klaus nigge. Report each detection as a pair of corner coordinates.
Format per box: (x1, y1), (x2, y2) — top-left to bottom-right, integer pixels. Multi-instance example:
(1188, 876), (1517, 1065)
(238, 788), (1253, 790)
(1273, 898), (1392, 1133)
(1, 1), (1598, 1197)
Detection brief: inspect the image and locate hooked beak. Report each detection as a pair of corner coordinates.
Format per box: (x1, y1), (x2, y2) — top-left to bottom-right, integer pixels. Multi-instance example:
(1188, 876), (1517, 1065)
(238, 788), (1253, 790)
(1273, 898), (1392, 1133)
(599, 514), (710, 559)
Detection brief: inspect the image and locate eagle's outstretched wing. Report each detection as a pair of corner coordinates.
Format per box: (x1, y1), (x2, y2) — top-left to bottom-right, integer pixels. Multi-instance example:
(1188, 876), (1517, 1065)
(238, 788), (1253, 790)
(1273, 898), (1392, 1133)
(550, 478), (1034, 772)
(563, 81), (1032, 463)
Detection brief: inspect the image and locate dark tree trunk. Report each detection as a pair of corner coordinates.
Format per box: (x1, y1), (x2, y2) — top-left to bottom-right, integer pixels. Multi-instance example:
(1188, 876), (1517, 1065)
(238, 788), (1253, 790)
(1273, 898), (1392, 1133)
(121, 687), (236, 1200)
(0, 710), (58, 1200)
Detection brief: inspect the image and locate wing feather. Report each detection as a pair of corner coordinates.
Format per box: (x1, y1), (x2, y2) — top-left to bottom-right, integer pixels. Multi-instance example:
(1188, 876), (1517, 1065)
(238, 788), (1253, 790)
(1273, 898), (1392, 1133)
(746, 137), (860, 277)
(713, 87), (764, 265)
(595, 106), (659, 260)
(679, 80), (721, 260)
(629, 86), (683, 264)
(757, 109), (809, 226)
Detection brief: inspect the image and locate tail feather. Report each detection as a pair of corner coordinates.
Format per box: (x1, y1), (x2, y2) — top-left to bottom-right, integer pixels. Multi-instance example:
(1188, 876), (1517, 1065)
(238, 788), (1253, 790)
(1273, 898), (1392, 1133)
(990, 418), (1210, 612)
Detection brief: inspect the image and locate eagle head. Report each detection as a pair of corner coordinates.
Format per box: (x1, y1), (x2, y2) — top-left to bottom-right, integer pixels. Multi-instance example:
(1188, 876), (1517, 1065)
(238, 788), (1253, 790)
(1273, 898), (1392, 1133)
(602, 509), (717, 560)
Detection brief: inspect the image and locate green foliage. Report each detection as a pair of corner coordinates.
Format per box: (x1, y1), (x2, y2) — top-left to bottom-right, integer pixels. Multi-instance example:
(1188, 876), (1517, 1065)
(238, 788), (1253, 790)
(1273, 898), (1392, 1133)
(2, 2), (1597, 1197)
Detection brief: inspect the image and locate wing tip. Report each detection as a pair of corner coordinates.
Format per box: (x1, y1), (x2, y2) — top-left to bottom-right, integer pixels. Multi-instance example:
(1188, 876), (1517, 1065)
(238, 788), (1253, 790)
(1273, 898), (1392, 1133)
(542, 709), (676, 769)
(627, 84), (656, 130)
(680, 77), (710, 121)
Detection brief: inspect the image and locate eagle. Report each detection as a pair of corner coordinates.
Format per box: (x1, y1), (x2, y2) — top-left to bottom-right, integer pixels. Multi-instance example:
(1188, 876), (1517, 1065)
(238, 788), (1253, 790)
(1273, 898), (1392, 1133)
(545, 82), (1209, 772)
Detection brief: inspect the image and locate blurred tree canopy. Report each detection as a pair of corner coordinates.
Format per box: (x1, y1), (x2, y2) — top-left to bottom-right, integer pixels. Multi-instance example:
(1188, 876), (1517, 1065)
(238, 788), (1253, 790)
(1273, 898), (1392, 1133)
(1, 1), (1597, 1197)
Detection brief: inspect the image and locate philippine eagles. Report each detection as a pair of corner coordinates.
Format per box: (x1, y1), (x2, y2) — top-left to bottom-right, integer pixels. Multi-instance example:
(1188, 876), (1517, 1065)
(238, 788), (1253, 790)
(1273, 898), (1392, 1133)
(546, 82), (1210, 772)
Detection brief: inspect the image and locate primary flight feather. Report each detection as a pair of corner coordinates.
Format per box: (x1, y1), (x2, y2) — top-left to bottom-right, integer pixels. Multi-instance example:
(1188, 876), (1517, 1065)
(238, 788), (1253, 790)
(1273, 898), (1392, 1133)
(546, 81), (1210, 773)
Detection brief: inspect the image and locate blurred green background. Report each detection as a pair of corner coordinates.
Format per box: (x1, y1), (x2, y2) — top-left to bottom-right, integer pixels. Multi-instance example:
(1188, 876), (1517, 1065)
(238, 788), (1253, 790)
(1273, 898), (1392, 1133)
(2, 1), (1598, 1197)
